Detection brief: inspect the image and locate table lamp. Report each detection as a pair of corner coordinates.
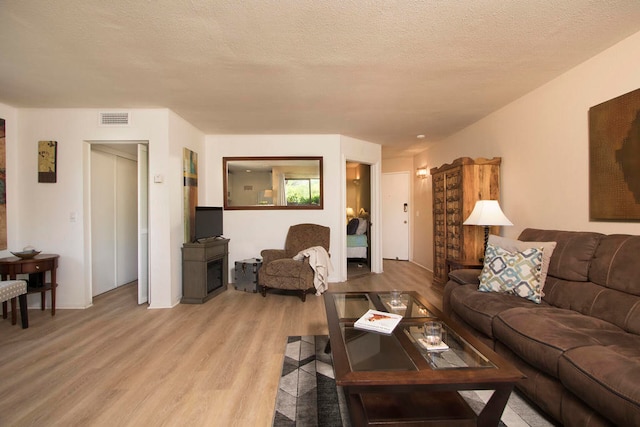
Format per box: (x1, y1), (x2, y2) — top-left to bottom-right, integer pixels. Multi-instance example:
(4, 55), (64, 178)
(463, 200), (513, 258)
(346, 207), (355, 219)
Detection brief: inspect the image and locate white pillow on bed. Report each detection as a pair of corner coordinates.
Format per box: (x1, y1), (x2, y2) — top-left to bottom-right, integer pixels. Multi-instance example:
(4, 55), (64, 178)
(356, 219), (367, 235)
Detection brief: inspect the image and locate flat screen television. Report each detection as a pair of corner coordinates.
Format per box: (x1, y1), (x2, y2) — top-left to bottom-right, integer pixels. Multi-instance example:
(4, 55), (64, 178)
(194, 206), (223, 242)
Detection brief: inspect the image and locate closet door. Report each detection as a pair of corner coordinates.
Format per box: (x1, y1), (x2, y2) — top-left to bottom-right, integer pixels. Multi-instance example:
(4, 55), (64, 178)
(91, 148), (138, 297)
(91, 150), (116, 296)
(115, 156), (138, 286)
(137, 144), (149, 304)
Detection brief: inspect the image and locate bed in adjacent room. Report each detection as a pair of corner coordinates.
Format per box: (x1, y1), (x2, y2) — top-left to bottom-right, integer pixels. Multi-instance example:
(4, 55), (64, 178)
(346, 217), (369, 261)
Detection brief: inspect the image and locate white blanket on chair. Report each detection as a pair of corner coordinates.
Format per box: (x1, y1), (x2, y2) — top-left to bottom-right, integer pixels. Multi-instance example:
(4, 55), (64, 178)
(293, 246), (333, 295)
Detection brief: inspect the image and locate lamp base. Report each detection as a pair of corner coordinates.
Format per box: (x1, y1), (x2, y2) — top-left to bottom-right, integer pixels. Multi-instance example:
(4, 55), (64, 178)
(480, 225), (490, 263)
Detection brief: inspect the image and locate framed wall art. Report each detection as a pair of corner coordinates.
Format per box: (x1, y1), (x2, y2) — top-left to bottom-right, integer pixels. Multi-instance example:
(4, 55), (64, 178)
(38, 140), (57, 183)
(589, 88), (640, 221)
(0, 119), (6, 249)
(183, 148), (198, 243)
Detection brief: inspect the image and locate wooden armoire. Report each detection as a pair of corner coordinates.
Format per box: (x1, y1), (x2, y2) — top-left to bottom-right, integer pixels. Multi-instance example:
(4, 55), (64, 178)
(431, 157), (502, 286)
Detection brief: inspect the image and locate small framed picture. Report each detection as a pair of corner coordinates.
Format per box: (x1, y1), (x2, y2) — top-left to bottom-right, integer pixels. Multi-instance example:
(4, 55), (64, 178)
(38, 140), (57, 183)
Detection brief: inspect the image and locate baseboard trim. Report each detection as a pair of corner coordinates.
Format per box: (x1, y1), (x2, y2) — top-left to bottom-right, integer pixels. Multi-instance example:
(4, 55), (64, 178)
(409, 260), (433, 281)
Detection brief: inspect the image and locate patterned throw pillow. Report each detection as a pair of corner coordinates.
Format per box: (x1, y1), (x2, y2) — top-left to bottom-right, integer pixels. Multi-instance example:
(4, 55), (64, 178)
(487, 235), (556, 291)
(479, 243), (544, 303)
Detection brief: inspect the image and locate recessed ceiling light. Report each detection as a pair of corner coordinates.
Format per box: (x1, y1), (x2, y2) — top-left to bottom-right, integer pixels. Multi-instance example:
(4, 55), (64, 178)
(417, 134), (425, 139)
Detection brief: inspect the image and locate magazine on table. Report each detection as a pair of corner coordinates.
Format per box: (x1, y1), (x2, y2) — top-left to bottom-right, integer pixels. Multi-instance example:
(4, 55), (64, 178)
(354, 309), (403, 335)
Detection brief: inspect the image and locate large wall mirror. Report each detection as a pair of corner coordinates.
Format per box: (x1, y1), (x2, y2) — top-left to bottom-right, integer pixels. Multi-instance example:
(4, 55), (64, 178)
(223, 156), (323, 210)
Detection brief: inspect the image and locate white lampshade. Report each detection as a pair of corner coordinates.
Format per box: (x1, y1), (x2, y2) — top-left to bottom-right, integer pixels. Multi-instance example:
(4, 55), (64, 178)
(346, 207), (355, 217)
(463, 200), (513, 226)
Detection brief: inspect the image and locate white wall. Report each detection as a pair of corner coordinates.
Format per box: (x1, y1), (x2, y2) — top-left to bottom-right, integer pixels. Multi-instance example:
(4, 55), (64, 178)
(341, 135), (383, 275)
(8, 108), (204, 309)
(205, 135), (342, 281)
(168, 111), (207, 305)
(205, 134), (382, 282)
(414, 30), (640, 271)
(3, 103), (378, 309)
(228, 171), (272, 206)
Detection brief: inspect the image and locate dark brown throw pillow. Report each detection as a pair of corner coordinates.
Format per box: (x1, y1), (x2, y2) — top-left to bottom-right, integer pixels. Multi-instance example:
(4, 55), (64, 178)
(347, 218), (359, 235)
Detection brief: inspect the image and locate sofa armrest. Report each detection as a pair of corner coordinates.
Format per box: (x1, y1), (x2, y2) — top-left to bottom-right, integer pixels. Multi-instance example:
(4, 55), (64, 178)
(443, 269), (480, 317)
(448, 268), (481, 285)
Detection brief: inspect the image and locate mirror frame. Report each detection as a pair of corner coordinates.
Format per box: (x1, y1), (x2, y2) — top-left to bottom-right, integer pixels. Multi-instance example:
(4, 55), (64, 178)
(223, 156), (324, 210)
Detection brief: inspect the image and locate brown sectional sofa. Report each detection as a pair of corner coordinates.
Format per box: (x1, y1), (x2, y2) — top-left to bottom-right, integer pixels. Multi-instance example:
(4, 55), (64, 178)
(443, 228), (640, 426)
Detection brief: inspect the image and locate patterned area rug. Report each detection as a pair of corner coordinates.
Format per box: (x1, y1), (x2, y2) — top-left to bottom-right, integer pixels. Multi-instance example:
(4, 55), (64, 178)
(273, 336), (554, 427)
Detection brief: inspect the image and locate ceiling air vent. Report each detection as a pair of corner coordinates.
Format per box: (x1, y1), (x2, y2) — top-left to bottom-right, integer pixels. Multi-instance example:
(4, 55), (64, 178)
(99, 111), (130, 126)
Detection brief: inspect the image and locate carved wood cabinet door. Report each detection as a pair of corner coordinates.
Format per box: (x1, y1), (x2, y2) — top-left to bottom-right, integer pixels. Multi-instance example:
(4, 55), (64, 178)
(430, 158), (501, 286)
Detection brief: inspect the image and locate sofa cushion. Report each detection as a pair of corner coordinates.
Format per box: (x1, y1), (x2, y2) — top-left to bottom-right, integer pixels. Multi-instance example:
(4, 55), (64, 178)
(560, 342), (640, 426)
(589, 234), (640, 296)
(542, 277), (607, 312)
(479, 243), (544, 303)
(542, 276), (640, 335)
(493, 307), (623, 378)
(517, 229), (603, 282)
(449, 283), (542, 338)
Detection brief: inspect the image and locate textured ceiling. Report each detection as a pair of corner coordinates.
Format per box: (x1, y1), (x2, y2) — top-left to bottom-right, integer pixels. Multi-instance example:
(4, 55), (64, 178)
(1, 1), (640, 158)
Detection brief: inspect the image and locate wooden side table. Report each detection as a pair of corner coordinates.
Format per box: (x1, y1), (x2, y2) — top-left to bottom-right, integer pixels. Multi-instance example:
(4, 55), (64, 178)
(0, 254), (59, 316)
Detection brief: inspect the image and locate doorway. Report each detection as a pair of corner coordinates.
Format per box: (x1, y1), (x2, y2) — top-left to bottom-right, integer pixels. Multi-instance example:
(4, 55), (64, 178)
(382, 172), (410, 260)
(89, 142), (149, 303)
(346, 162), (371, 278)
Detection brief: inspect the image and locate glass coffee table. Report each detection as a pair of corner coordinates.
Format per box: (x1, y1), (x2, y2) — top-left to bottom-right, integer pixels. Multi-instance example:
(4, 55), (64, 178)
(323, 291), (523, 427)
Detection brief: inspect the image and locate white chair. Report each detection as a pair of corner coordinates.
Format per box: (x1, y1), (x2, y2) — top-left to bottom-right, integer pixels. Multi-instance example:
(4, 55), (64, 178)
(0, 280), (29, 329)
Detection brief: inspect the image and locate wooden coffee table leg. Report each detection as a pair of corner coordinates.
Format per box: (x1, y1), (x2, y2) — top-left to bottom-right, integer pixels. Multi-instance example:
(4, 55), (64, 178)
(477, 385), (514, 427)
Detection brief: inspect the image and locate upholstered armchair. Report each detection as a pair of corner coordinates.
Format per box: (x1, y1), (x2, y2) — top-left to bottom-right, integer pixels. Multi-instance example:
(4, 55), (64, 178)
(259, 223), (330, 302)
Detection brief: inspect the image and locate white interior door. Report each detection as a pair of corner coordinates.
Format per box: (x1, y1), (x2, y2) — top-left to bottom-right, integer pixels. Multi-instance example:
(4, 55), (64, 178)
(91, 146), (140, 297)
(382, 172), (409, 260)
(116, 157), (138, 285)
(137, 144), (149, 304)
(91, 150), (116, 296)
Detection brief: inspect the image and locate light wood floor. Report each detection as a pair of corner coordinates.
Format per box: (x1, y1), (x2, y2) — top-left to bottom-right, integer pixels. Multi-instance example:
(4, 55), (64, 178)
(0, 260), (441, 427)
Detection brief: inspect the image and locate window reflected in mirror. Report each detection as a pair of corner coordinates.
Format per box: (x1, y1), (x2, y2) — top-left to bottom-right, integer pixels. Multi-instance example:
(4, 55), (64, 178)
(223, 157), (323, 210)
